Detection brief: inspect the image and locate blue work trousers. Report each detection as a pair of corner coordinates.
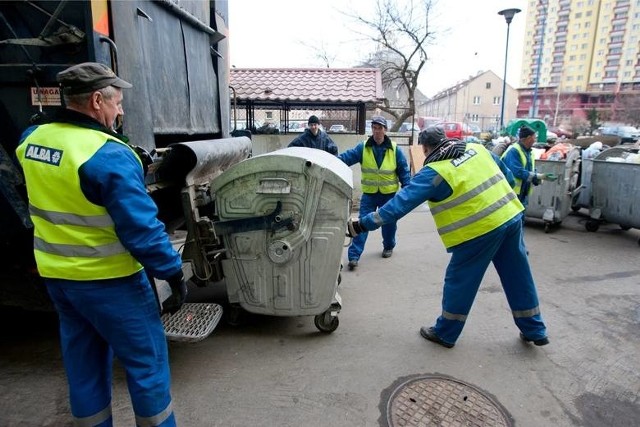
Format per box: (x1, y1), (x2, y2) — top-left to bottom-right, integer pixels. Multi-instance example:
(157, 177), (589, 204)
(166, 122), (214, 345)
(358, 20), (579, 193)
(46, 271), (176, 427)
(433, 217), (547, 345)
(348, 192), (397, 261)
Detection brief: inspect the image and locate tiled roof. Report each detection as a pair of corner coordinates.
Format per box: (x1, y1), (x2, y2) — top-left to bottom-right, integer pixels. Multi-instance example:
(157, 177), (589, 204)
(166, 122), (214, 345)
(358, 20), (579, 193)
(230, 68), (384, 104)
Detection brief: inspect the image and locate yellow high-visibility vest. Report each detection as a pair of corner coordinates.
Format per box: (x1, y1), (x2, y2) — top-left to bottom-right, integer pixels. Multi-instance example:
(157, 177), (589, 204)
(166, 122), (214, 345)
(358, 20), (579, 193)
(361, 141), (400, 194)
(501, 143), (535, 196)
(16, 123), (143, 280)
(428, 144), (524, 248)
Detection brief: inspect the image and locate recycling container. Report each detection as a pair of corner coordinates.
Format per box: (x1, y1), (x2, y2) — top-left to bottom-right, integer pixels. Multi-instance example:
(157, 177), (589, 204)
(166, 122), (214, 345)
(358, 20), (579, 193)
(525, 146), (581, 232)
(586, 147), (640, 242)
(211, 147), (353, 332)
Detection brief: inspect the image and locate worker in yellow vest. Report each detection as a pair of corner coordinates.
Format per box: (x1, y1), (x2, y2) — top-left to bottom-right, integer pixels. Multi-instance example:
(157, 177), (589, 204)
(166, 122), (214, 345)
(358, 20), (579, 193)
(339, 116), (411, 270)
(501, 125), (557, 210)
(15, 62), (183, 426)
(346, 126), (549, 348)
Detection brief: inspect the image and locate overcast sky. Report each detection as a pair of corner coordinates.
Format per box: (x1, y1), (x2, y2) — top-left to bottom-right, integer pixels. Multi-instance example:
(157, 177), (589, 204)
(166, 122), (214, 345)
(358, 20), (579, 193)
(227, 0), (529, 97)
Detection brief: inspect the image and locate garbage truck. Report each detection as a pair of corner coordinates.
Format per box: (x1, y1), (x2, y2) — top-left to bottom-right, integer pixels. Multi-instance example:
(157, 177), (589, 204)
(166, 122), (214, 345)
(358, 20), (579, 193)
(0, 1), (349, 340)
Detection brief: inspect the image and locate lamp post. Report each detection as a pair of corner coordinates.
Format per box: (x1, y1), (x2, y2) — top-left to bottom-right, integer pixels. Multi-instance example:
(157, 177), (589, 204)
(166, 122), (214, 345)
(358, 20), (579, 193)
(498, 8), (521, 132)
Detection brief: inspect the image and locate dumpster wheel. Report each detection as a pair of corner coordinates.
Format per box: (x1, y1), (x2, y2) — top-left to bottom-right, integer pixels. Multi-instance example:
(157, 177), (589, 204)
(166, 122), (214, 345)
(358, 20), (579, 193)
(314, 310), (339, 333)
(586, 220), (599, 232)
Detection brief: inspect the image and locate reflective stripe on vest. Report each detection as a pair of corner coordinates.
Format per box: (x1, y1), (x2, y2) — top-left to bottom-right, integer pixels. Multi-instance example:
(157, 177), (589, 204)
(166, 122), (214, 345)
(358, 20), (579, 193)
(501, 143), (535, 196)
(427, 143), (524, 248)
(15, 123), (143, 280)
(361, 141), (400, 194)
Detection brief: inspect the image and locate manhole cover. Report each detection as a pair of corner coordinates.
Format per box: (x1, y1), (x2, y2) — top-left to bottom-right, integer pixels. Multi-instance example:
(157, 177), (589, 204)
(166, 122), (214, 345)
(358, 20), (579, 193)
(387, 374), (513, 427)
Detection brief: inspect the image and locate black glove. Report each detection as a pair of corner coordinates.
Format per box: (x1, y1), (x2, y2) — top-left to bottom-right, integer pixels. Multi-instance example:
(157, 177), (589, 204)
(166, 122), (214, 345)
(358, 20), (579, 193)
(346, 218), (366, 238)
(162, 272), (188, 315)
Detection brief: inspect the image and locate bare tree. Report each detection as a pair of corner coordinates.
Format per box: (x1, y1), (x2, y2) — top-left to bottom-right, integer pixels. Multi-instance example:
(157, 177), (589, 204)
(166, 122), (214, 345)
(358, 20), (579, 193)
(347, 0), (435, 132)
(299, 40), (337, 68)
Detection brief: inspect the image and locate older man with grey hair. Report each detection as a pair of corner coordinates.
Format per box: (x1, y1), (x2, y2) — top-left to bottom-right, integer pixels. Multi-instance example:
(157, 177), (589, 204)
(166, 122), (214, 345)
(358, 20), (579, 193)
(16, 62), (183, 426)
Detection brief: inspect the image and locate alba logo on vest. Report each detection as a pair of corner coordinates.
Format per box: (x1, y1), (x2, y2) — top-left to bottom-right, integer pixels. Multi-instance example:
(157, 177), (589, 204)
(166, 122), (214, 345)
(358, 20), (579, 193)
(24, 144), (63, 166)
(451, 149), (477, 167)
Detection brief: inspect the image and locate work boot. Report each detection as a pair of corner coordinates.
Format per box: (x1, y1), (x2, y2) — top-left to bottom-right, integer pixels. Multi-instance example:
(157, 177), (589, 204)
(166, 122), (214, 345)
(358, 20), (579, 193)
(347, 260), (358, 270)
(419, 326), (455, 348)
(382, 249), (393, 258)
(519, 332), (549, 346)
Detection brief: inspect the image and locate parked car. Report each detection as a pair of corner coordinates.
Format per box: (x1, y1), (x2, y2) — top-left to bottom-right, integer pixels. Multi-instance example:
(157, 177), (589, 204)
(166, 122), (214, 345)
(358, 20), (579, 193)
(399, 122), (420, 133)
(597, 125), (640, 143)
(417, 116), (443, 130)
(437, 121), (473, 140)
(468, 124), (482, 137)
(329, 124), (346, 132)
(288, 122), (306, 132)
(548, 127), (573, 139)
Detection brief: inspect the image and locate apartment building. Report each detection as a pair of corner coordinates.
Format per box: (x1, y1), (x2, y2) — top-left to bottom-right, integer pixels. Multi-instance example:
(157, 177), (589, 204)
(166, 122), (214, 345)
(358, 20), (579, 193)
(518, 0), (640, 125)
(422, 70), (518, 132)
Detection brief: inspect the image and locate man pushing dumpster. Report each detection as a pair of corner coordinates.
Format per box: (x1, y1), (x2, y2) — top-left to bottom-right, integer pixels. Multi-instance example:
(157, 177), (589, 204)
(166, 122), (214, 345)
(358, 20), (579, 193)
(501, 125), (558, 209)
(346, 126), (549, 349)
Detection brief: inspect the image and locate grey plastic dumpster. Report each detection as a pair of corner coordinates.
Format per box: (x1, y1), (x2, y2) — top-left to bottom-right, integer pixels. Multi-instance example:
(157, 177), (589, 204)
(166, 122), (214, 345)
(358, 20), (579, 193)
(586, 147), (640, 244)
(211, 147), (353, 332)
(525, 146), (581, 232)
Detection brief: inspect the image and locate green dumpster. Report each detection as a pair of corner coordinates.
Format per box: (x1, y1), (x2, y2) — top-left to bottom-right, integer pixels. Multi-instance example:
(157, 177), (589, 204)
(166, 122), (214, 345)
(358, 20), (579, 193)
(505, 119), (547, 142)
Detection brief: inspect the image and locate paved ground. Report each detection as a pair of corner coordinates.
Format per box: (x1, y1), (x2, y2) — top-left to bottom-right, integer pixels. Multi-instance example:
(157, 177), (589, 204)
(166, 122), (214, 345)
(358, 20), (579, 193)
(1, 207), (639, 426)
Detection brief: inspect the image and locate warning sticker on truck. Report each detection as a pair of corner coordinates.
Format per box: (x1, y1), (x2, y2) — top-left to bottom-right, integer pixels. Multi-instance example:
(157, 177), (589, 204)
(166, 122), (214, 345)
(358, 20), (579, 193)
(31, 87), (61, 106)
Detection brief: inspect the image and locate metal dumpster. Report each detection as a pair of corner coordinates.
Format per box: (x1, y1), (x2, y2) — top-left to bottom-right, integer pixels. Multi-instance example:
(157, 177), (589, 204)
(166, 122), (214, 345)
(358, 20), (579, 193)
(586, 147), (640, 243)
(525, 146), (581, 232)
(211, 147), (353, 332)
(571, 156), (594, 211)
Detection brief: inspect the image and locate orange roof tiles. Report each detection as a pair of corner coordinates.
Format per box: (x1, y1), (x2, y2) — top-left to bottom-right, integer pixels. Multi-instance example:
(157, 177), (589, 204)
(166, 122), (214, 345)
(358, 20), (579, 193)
(230, 68), (384, 103)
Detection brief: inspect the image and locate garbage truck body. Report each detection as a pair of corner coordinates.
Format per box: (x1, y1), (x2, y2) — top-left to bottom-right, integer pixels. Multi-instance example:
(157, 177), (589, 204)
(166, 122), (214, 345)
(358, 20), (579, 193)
(0, 0), (248, 312)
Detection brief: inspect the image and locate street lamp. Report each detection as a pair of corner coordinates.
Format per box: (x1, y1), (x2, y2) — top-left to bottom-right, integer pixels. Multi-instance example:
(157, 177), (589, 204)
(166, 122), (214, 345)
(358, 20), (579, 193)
(498, 8), (521, 132)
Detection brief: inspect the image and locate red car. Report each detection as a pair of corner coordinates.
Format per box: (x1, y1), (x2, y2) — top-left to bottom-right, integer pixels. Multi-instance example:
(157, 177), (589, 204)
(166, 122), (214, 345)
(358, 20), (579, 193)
(437, 122), (473, 140)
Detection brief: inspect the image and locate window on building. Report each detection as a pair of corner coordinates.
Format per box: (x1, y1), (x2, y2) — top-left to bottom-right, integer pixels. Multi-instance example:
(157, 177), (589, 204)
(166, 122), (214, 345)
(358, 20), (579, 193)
(605, 70), (617, 78)
(473, 96), (481, 105)
(470, 114), (479, 122)
(577, 75), (583, 81)
(580, 54), (587, 60)
(586, 10), (592, 16)
(585, 22), (591, 28)
(493, 97), (500, 105)
(595, 72), (601, 77)
(265, 111), (273, 119)
(574, 12), (582, 18)
(626, 60), (634, 66)
(485, 82), (491, 89)
(624, 71), (631, 77)
(569, 55), (576, 61)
